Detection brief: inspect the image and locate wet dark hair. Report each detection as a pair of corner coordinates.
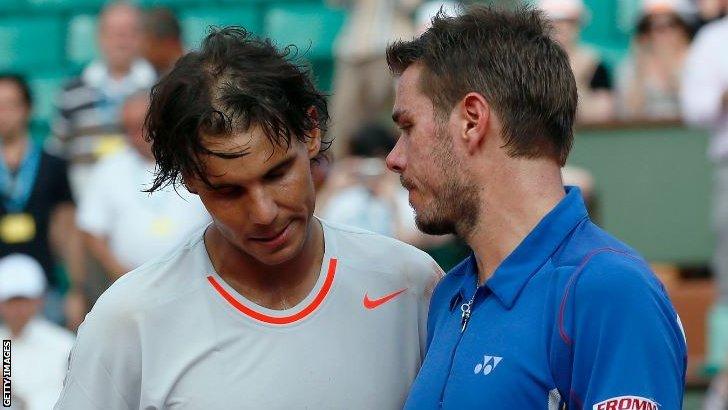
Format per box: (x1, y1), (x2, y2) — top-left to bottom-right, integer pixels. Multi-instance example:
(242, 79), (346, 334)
(0, 74), (33, 109)
(386, 5), (577, 166)
(145, 26), (330, 192)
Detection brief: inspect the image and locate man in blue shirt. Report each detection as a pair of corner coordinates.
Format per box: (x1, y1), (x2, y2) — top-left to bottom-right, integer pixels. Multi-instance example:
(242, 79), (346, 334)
(385, 5), (687, 409)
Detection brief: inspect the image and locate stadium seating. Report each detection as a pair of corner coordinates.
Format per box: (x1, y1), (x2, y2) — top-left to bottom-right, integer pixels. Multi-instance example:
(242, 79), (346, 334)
(264, 3), (346, 61)
(0, 16), (65, 72)
(66, 14), (99, 69)
(24, 0), (107, 12)
(180, 6), (261, 50)
(28, 71), (67, 125)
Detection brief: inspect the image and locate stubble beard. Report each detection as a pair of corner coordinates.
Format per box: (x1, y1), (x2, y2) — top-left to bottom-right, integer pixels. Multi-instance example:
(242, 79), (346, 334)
(412, 129), (480, 238)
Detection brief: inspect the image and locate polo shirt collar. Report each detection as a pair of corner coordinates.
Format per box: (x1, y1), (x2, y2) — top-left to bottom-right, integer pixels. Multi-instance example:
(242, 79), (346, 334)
(451, 186), (588, 310)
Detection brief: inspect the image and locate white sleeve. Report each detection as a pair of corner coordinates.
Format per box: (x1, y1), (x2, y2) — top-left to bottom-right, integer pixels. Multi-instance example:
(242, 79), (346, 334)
(681, 28), (727, 127)
(408, 249), (444, 360)
(76, 161), (113, 237)
(54, 294), (142, 410)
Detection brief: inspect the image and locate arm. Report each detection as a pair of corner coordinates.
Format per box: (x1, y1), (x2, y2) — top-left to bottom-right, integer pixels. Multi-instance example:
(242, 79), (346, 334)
(75, 158), (129, 280)
(565, 253), (686, 408)
(82, 232), (129, 280)
(49, 203), (87, 330)
(681, 29), (727, 126)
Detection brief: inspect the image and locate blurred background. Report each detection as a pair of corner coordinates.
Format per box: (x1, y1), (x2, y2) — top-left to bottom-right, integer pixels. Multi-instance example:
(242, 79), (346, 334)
(0, 0), (726, 408)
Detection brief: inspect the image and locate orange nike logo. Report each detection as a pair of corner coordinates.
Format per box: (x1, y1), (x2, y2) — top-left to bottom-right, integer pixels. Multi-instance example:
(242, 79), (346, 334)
(363, 288), (408, 309)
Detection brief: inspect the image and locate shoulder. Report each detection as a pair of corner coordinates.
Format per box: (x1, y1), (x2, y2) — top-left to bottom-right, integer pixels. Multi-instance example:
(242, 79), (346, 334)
(691, 20), (728, 52)
(573, 248), (657, 297)
(322, 219), (444, 290)
(90, 149), (133, 179)
(86, 233), (208, 329)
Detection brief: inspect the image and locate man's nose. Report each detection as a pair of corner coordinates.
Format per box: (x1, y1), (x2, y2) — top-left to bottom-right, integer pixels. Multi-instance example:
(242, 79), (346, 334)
(386, 138), (406, 174)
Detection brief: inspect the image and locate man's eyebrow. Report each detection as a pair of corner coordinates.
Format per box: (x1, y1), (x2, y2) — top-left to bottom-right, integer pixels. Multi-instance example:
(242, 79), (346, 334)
(265, 156), (295, 174)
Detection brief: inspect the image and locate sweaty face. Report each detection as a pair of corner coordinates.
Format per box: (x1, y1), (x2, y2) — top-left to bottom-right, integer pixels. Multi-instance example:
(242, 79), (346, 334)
(386, 64), (480, 237)
(188, 127), (321, 267)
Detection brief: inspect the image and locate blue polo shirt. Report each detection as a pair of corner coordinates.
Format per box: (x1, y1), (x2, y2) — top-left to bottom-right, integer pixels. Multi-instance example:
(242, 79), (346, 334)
(405, 187), (686, 409)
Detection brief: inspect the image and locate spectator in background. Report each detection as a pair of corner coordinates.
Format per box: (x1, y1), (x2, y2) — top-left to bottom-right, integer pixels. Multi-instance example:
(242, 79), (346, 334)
(318, 124), (413, 238)
(141, 7), (184, 77)
(327, 0), (422, 158)
(50, 1), (156, 198)
(317, 123), (450, 250)
(617, 0), (694, 121)
(76, 92), (210, 280)
(0, 74), (85, 327)
(681, 9), (728, 403)
(0, 254), (75, 410)
(539, 0), (615, 124)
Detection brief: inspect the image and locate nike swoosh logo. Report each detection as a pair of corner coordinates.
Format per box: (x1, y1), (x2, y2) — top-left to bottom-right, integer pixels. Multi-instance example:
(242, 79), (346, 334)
(363, 288), (408, 309)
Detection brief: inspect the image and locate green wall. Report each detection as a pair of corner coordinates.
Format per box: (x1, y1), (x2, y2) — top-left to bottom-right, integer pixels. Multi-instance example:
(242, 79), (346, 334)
(569, 124), (714, 264)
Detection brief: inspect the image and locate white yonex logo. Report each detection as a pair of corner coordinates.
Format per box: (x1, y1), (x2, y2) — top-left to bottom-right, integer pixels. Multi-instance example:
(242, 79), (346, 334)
(473, 355), (502, 375)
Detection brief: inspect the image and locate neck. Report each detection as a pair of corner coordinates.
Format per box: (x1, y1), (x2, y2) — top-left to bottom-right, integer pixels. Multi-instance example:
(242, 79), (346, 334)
(464, 160), (565, 284)
(7, 319), (31, 339)
(205, 218), (325, 310)
(1, 134), (29, 170)
(108, 62), (132, 80)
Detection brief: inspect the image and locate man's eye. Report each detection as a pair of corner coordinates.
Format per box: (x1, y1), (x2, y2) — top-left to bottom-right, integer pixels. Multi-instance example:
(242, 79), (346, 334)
(215, 187), (241, 197)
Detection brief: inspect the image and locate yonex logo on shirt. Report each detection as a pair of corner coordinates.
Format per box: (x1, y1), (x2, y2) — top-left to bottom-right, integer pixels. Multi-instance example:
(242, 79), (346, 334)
(473, 355), (502, 375)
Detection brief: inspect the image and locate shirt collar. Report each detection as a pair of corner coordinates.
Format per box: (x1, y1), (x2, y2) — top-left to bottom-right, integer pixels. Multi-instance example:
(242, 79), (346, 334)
(450, 186), (588, 310)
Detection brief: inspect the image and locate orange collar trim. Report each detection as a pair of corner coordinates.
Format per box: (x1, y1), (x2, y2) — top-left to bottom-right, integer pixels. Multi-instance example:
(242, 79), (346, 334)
(206, 258), (338, 325)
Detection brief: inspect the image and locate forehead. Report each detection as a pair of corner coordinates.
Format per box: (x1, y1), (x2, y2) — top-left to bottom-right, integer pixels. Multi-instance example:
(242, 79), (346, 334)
(393, 64), (435, 118)
(200, 127), (297, 180)
(0, 81), (23, 100)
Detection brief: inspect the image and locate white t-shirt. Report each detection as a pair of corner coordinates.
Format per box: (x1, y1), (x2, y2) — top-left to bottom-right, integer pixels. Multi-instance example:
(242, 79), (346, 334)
(0, 318), (75, 410)
(55, 220), (443, 410)
(76, 148), (211, 269)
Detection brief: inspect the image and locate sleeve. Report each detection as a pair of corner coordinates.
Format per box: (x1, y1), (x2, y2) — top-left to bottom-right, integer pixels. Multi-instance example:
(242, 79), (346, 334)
(75, 160), (113, 237)
(408, 248), (445, 360)
(54, 293), (142, 410)
(681, 28), (727, 127)
(566, 253), (687, 409)
(589, 62), (613, 91)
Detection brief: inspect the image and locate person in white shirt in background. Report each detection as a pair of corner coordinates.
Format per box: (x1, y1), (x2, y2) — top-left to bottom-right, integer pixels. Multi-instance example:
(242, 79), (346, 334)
(50, 2), (157, 199)
(76, 92), (210, 280)
(0, 254), (75, 410)
(681, 7), (728, 409)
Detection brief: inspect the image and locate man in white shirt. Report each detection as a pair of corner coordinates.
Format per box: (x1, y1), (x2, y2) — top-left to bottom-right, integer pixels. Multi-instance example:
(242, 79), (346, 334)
(77, 92), (210, 279)
(681, 12), (728, 369)
(55, 27), (442, 410)
(0, 254), (75, 410)
(49, 2), (156, 198)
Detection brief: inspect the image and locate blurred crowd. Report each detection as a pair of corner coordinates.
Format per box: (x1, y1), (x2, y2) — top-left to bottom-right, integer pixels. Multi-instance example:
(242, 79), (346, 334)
(0, 0), (727, 408)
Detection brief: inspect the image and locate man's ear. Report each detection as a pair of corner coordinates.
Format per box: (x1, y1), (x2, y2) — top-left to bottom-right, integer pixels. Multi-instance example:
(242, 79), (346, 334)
(458, 92), (490, 155)
(306, 106), (322, 159)
(181, 173), (199, 195)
